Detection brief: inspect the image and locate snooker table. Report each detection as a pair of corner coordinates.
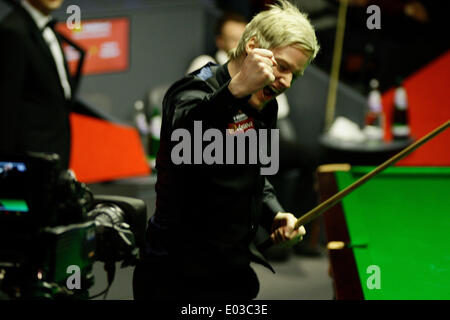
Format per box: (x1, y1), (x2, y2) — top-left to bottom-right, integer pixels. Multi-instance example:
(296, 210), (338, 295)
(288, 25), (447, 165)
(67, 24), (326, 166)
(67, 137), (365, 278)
(317, 164), (450, 300)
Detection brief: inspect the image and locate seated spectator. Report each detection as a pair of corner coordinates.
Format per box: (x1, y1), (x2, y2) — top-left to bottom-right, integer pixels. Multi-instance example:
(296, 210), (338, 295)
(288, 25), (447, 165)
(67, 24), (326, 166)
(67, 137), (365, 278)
(187, 11), (247, 73)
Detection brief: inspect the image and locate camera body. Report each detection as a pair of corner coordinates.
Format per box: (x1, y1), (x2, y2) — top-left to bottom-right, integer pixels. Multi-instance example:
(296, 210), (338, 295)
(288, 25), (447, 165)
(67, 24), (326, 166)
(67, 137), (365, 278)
(0, 153), (146, 299)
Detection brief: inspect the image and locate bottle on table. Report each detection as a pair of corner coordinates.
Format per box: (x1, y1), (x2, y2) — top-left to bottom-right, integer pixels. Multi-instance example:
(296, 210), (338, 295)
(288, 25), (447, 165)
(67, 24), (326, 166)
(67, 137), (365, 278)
(134, 99), (149, 154)
(391, 78), (410, 140)
(364, 79), (385, 141)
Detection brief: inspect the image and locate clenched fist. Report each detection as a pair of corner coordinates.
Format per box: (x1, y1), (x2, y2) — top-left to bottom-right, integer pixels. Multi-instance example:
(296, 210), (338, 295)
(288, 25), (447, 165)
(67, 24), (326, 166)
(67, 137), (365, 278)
(228, 48), (278, 98)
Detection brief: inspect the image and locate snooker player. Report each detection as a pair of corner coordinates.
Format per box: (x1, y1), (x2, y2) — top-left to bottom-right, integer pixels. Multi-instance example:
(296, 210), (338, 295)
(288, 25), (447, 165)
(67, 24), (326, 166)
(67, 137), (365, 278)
(133, 0), (320, 300)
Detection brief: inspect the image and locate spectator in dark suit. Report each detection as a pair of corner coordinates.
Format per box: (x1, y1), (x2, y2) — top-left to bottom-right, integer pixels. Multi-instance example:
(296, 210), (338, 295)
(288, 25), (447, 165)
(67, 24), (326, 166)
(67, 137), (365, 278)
(0, 0), (79, 169)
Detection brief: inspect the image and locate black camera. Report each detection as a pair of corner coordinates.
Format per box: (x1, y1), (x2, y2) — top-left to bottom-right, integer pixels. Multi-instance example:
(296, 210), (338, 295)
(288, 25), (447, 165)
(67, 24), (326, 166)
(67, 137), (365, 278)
(0, 153), (146, 299)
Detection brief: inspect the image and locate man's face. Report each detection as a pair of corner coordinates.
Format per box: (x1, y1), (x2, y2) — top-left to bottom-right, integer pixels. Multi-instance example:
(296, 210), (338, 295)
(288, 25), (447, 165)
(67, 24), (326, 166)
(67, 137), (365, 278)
(28, 0), (64, 16)
(216, 20), (246, 52)
(249, 45), (310, 109)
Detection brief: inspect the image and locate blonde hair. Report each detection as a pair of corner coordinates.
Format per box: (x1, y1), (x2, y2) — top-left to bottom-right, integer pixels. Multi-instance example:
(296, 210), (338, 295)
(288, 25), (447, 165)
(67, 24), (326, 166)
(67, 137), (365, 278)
(229, 0), (320, 72)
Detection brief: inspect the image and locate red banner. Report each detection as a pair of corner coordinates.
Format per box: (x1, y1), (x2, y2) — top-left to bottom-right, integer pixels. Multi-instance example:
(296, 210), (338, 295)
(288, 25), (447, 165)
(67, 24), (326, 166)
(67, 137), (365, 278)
(56, 17), (129, 75)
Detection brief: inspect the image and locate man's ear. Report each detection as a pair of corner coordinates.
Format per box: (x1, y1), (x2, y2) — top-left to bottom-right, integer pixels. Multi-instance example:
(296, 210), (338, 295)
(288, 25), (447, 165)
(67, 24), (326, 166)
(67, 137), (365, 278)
(245, 37), (258, 54)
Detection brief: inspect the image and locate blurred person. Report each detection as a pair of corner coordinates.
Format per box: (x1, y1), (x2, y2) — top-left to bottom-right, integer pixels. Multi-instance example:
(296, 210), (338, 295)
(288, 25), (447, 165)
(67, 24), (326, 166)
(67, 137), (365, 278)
(187, 11), (247, 74)
(133, 0), (319, 300)
(0, 0), (78, 169)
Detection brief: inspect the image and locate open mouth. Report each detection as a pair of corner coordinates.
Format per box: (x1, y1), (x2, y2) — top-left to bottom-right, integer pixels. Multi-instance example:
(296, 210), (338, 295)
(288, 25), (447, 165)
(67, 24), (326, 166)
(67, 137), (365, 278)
(262, 86), (279, 100)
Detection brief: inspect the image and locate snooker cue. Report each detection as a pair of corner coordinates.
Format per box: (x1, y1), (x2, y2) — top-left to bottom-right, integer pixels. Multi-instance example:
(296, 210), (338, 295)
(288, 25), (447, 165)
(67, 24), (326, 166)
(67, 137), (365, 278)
(258, 119), (450, 251)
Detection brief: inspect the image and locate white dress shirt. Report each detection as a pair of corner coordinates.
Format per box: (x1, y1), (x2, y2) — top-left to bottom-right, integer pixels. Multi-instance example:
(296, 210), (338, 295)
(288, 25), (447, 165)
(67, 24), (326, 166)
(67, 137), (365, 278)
(21, 0), (72, 100)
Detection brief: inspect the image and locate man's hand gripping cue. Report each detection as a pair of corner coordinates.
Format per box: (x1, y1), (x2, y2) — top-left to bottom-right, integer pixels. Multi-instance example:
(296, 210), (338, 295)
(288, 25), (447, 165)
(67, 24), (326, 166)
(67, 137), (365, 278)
(228, 48), (277, 98)
(270, 212), (306, 247)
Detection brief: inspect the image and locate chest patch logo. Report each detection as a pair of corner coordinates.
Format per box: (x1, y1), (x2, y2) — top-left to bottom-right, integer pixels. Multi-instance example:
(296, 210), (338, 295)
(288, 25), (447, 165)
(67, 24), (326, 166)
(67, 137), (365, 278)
(228, 111), (254, 134)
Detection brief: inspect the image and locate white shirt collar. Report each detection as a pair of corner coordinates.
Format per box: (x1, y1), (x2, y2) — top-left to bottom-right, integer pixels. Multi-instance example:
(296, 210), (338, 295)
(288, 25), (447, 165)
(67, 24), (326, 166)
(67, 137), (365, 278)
(215, 50), (229, 66)
(21, 0), (51, 30)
